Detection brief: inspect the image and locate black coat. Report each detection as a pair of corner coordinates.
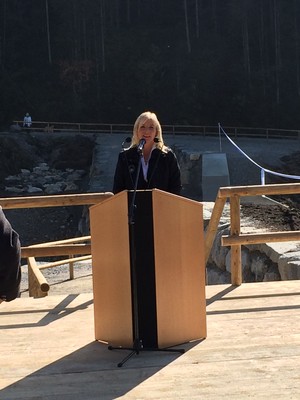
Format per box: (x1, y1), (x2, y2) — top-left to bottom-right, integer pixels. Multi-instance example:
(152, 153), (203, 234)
(0, 208), (21, 302)
(113, 147), (182, 195)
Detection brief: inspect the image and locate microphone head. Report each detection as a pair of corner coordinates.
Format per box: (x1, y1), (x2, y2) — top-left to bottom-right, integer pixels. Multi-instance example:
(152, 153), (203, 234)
(137, 138), (146, 153)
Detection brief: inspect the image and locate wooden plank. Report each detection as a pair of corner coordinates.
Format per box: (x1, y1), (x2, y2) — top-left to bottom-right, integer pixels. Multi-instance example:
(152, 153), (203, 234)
(222, 230), (300, 245)
(153, 190), (207, 346)
(1, 282), (300, 399)
(0, 192), (113, 209)
(219, 182), (300, 197)
(90, 191), (133, 346)
(27, 236), (91, 247)
(21, 244), (91, 258)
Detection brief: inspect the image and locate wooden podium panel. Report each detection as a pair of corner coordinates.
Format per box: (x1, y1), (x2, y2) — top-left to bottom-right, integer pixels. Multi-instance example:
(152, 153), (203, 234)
(90, 191), (133, 346)
(152, 190), (206, 347)
(90, 189), (206, 348)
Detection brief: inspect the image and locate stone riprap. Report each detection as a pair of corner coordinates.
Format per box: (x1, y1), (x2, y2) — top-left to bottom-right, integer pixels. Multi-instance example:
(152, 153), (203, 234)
(4, 163), (86, 195)
(203, 202), (300, 284)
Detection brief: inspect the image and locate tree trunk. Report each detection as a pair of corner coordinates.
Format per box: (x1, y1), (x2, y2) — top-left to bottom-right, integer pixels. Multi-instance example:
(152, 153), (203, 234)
(183, 0), (191, 54)
(259, 1), (266, 97)
(273, 0), (281, 104)
(0, 0), (7, 68)
(100, 0), (106, 73)
(294, 0), (300, 96)
(212, 0), (217, 36)
(242, 1), (251, 89)
(127, 0), (131, 24)
(115, 0), (120, 29)
(72, 2), (79, 60)
(195, 0), (200, 39)
(45, 0), (52, 64)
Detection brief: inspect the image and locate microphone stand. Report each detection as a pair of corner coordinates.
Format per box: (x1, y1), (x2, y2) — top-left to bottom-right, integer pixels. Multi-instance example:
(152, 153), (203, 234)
(109, 143), (184, 367)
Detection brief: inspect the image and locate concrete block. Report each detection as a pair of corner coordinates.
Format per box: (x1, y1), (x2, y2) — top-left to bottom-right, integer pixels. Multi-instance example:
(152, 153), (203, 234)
(202, 153), (230, 201)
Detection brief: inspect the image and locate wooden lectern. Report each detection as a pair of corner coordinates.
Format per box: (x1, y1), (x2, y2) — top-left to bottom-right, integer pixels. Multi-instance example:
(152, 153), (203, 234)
(90, 189), (206, 349)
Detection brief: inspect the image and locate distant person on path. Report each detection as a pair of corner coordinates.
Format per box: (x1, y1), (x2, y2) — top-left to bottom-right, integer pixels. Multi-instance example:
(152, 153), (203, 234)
(0, 207), (22, 304)
(113, 111), (182, 195)
(23, 112), (32, 132)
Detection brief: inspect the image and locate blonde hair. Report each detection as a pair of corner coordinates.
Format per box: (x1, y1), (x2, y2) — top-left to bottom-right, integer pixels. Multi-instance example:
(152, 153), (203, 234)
(131, 111), (166, 151)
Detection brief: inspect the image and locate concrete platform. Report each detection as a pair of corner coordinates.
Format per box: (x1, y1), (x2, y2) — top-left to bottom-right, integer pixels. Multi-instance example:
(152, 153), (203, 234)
(1, 281), (300, 399)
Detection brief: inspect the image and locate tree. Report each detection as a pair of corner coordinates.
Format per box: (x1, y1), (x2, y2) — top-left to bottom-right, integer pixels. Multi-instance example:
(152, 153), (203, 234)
(45, 0), (52, 64)
(183, 0), (191, 54)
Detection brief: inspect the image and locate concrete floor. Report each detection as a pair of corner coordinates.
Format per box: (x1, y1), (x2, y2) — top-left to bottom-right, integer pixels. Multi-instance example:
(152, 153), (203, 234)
(1, 280), (300, 399)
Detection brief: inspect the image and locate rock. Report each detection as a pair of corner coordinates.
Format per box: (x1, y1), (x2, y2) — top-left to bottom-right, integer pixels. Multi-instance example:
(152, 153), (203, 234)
(258, 242), (300, 263)
(9, 124), (21, 132)
(64, 182), (79, 192)
(4, 162), (87, 196)
(263, 271), (281, 282)
(5, 175), (21, 182)
(206, 265), (230, 285)
(33, 165), (49, 174)
(5, 186), (25, 193)
(44, 183), (65, 194)
(66, 170), (86, 181)
(250, 252), (269, 281)
(203, 202), (300, 284)
(278, 254), (300, 280)
(27, 186), (43, 193)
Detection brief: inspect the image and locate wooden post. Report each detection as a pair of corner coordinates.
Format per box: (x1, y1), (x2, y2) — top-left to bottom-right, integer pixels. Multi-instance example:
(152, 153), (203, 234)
(204, 194), (226, 264)
(230, 195), (242, 285)
(28, 257), (50, 298)
(69, 255), (74, 280)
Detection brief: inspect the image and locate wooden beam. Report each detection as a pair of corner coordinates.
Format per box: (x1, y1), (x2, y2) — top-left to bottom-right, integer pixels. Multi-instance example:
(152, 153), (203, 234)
(28, 257), (50, 297)
(21, 244), (91, 258)
(27, 236), (90, 247)
(204, 194), (226, 264)
(222, 230), (300, 246)
(0, 192), (113, 209)
(219, 183), (300, 198)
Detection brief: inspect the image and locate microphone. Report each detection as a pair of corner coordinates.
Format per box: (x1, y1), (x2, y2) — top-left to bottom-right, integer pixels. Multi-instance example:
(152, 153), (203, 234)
(122, 137), (131, 149)
(137, 138), (146, 153)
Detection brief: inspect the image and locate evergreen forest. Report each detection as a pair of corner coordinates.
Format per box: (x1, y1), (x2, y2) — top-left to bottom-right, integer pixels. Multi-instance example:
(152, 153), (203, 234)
(1, 0), (300, 130)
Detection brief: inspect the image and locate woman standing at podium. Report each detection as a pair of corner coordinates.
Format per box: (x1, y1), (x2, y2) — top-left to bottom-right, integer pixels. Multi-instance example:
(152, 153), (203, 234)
(113, 111), (181, 195)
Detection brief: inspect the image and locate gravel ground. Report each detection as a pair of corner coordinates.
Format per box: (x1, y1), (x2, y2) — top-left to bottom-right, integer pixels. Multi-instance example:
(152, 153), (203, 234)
(20, 260), (93, 297)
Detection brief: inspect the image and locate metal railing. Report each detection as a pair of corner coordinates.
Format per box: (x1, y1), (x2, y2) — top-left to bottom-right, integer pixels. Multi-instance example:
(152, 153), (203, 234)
(12, 121), (300, 140)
